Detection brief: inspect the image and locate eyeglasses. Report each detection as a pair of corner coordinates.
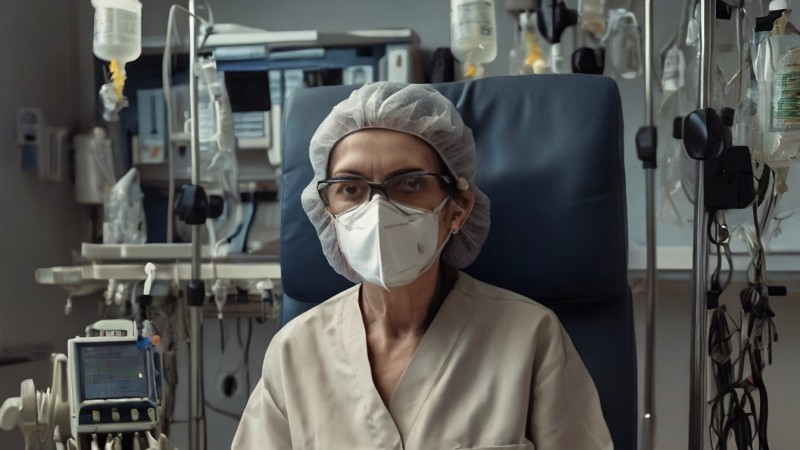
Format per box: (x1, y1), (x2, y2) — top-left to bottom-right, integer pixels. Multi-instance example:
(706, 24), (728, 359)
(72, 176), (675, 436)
(317, 171), (454, 214)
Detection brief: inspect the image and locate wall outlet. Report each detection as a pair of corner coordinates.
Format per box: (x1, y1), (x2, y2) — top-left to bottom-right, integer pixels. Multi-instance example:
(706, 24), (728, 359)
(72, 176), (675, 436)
(15, 107), (44, 171)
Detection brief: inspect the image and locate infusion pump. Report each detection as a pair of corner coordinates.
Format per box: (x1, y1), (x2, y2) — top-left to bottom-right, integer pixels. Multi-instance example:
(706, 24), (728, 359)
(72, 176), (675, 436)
(1, 319), (170, 449)
(67, 320), (161, 443)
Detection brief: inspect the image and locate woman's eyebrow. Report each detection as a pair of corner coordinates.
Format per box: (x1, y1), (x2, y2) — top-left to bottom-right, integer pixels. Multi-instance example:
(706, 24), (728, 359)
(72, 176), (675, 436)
(385, 167), (429, 178)
(330, 167), (431, 180)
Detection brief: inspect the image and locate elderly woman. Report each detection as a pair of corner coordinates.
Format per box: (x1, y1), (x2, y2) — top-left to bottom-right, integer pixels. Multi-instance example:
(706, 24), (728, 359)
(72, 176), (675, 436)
(233, 82), (612, 449)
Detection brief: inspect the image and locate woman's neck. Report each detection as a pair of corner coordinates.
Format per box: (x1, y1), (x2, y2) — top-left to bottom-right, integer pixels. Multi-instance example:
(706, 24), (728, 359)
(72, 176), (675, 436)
(360, 264), (456, 337)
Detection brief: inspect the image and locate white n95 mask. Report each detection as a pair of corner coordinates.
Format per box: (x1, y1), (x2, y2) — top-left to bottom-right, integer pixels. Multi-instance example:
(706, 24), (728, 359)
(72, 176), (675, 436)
(333, 196), (451, 289)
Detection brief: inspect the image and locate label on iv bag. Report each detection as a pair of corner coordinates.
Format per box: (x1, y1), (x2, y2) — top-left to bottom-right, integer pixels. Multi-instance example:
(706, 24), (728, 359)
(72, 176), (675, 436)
(452, 1), (494, 40)
(771, 63), (800, 131)
(662, 46), (686, 92)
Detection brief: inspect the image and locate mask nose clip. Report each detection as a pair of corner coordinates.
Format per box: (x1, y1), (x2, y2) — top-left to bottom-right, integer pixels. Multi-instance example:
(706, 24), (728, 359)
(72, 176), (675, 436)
(368, 187), (389, 201)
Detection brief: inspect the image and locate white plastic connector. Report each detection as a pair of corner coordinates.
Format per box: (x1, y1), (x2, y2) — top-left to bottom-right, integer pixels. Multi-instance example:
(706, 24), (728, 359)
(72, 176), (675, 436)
(770, 0), (789, 11)
(143, 262), (156, 296)
(104, 280), (117, 306)
(142, 320), (156, 339)
(146, 430), (160, 449)
(98, 82), (128, 122)
(197, 56), (222, 100)
(0, 397), (21, 431)
(212, 279), (228, 320)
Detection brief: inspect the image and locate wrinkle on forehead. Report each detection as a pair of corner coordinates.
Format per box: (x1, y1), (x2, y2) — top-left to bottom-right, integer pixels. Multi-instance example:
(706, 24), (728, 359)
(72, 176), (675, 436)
(328, 129), (441, 181)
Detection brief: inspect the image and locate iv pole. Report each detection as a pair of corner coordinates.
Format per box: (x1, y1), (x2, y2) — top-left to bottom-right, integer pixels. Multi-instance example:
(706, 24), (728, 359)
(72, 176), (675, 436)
(187, 0), (207, 448)
(635, 0), (657, 447)
(688, 0), (713, 448)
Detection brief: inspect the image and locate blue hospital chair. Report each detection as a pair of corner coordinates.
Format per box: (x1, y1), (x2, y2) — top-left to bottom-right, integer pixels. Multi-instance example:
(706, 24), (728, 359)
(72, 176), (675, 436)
(279, 74), (636, 450)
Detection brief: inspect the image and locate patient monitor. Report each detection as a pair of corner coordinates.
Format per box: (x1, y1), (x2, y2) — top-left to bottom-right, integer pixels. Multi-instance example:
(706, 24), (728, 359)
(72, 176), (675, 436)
(67, 321), (160, 440)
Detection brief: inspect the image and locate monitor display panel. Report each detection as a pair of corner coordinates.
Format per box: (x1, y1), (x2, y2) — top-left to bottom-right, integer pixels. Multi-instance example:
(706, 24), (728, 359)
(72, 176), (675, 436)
(78, 342), (148, 400)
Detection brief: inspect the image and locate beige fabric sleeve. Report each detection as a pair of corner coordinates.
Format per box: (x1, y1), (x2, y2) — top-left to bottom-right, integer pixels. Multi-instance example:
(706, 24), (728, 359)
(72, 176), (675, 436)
(231, 342), (292, 449)
(528, 312), (614, 450)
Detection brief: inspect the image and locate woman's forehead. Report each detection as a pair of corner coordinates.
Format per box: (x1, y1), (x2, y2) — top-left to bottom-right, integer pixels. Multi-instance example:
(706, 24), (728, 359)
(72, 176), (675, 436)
(328, 129), (440, 174)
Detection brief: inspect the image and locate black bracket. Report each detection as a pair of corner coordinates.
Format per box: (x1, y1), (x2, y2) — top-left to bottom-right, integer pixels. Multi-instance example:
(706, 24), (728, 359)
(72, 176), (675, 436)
(704, 146), (756, 210)
(572, 47), (605, 75)
(536, 0), (577, 44)
(675, 107), (761, 212)
(636, 125), (658, 169)
(186, 279), (206, 307)
(674, 107), (731, 161)
(174, 184), (224, 225)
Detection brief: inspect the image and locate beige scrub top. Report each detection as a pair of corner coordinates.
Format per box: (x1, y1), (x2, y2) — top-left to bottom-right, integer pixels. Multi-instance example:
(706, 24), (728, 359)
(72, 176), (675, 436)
(232, 272), (613, 450)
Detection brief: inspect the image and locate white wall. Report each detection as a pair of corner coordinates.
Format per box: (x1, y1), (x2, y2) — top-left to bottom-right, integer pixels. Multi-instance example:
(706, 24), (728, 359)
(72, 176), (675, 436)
(0, 1), (94, 448)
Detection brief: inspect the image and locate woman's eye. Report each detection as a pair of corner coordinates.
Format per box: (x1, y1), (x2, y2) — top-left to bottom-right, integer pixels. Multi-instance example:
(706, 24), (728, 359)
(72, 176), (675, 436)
(397, 176), (426, 192)
(336, 181), (364, 197)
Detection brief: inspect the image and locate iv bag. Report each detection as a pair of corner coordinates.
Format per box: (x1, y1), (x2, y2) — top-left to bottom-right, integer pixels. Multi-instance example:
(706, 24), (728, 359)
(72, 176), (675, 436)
(658, 85), (698, 228)
(601, 9), (642, 80)
(754, 13), (800, 166)
(103, 168), (147, 244)
(578, 0), (606, 39)
(450, 0), (498, 78)
(511, 11), (549, 75)
(92, 0), (142, 65)
(194, 56), (243, 255)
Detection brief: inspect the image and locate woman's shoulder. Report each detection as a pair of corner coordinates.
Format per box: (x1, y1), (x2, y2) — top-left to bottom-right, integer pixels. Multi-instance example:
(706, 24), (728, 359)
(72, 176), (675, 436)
(270, 284), (360, 348)
(452, 272), (559, 325)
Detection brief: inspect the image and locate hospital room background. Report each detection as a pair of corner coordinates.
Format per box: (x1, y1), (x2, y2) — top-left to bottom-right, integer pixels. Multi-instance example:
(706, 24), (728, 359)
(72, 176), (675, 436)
(1, 0), (799, 449)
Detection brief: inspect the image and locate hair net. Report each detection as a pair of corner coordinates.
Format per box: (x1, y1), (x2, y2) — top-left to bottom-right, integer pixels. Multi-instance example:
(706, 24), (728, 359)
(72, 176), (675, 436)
(300, 81), (491, 283)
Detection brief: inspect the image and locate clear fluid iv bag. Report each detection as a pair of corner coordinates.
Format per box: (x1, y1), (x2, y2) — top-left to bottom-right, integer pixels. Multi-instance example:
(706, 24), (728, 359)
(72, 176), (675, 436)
(601, 9), (642, 80)
(92, 0), (142, 120)
(92, 0), (142, 65)
(579, 0), (606, 39)
(511, 11), (549, 75)
(755, 12), (800, 166)
(451, 0), (498, 78)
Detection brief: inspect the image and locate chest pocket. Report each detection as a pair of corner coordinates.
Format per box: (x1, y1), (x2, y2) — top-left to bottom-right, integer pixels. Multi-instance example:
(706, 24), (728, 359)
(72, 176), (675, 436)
(461, 442), (534, 450)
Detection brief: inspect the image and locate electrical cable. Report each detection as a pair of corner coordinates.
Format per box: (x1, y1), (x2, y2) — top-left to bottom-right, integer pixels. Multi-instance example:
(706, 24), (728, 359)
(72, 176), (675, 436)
(705, 208), (774, 450)
(243, 317), (253, 393)
(219, 318), (225, 352)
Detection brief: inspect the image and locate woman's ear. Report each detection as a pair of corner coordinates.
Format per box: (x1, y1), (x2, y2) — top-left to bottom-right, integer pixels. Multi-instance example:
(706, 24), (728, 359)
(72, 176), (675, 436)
(449, 191), (475, 234)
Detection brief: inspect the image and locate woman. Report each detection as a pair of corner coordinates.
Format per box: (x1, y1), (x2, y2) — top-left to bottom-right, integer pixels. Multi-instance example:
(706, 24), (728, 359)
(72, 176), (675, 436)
(233, 82), (612, 449)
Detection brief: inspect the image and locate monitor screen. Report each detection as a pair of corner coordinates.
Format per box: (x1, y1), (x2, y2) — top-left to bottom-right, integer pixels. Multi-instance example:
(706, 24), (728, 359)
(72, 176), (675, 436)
(78, 342), (148, 400)
(224, 70), (271, 113)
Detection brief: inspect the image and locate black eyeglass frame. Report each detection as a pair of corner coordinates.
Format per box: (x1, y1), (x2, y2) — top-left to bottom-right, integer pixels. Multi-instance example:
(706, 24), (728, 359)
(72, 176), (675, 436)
(316, 171), (455, 208)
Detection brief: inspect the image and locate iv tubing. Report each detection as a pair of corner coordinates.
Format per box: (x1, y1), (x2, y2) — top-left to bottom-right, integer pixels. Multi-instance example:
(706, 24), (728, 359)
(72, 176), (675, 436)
(162, 8), (178, 244)
(162, 5), (212, 243)
(109, 60), (126, 102)
(688, 1), (713, 449)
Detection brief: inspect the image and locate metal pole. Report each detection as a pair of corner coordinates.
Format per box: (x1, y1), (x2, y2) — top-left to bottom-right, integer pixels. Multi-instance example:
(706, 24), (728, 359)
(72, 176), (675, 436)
(640, 0), (657, 447)
(688, 1), (713, 449)
(188, 0), (205, 448)
(643, 0), (654, 127)
(642, 170), (657, 450)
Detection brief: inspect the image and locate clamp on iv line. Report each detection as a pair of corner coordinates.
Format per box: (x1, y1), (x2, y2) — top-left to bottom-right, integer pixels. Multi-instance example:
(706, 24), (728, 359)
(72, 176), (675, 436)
(536, 0), (577, 73)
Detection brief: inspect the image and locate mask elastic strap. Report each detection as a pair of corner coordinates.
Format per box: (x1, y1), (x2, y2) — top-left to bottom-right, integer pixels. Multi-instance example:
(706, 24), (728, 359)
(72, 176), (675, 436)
(432, 195), (451, 214)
